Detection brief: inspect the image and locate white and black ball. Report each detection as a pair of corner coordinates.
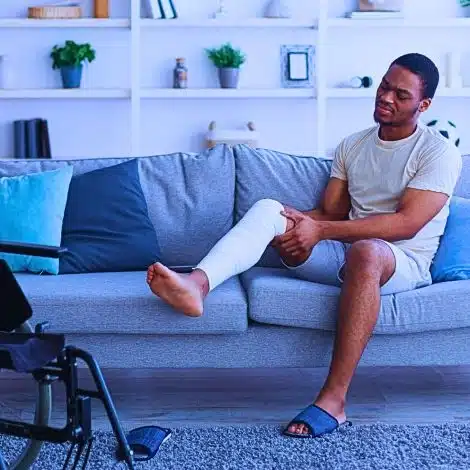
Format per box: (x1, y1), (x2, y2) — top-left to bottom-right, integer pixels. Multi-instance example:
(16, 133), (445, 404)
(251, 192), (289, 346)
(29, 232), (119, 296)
(426, 119), (460, 147)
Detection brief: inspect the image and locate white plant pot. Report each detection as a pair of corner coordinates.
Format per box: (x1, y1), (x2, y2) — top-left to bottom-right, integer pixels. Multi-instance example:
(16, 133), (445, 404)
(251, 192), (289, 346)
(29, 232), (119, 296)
(264, 0), (292, 19)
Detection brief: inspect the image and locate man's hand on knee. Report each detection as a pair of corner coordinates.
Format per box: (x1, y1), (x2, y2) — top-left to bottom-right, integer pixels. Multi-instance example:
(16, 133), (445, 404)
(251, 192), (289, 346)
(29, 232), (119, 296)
(270, 205), (300, 248)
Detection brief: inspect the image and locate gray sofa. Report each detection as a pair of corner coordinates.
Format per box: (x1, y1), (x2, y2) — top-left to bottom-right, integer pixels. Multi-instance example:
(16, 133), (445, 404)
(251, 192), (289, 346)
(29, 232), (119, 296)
(1, 144), (470, 369)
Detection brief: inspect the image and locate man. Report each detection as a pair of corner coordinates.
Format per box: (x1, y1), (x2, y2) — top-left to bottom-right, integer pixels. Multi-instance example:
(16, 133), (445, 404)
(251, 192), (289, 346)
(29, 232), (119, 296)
(146, 53), (462, 438)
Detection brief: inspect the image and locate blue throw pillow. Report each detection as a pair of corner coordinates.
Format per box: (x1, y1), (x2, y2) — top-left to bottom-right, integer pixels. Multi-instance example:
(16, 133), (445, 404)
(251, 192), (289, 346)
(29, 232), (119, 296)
(59, 159), (161, 274)
(0, 166), (73, 274)
(431, 196), (470, 282)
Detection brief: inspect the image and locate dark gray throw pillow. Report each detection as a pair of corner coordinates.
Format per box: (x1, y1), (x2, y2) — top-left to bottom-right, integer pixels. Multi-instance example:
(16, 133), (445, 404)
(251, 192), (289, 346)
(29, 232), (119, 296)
(59, 159), (161, 274)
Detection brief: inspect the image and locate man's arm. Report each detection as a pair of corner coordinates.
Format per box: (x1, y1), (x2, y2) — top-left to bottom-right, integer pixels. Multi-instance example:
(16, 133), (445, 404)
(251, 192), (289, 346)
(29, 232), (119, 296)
(303, 177), (351, 222)
(318, 187), (448, 243)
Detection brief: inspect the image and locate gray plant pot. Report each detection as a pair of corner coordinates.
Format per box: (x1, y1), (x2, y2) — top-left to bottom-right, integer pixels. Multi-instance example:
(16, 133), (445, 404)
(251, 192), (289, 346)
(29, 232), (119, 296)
(218, 67), (240, 89)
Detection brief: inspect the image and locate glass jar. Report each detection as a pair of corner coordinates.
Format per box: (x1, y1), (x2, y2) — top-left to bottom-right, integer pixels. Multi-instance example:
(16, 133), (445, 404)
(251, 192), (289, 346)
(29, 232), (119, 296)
(173, 58), (188, 89)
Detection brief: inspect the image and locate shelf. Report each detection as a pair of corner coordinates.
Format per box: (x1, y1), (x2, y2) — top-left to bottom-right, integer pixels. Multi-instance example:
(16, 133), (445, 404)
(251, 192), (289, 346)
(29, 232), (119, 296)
(0, 88), (315, 99)
(436, 88), (470, 97)
(326, 88), (376, 98)
(140, 18), (317, 29)
(0, 89), (130, 99)
(326, 88), (470, 98)
(0, 18), (130, 28)
(327, 18), (470, 28)
(141, 88), (315, 99)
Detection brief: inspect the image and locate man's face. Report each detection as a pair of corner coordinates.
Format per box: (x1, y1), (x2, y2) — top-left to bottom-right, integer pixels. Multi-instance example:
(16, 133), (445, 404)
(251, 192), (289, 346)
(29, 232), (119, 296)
(374, 64), (430, 127)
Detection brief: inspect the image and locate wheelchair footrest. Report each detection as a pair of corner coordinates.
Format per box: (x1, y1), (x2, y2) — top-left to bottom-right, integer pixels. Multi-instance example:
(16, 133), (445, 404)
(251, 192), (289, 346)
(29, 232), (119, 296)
(0, 332), (65, 372)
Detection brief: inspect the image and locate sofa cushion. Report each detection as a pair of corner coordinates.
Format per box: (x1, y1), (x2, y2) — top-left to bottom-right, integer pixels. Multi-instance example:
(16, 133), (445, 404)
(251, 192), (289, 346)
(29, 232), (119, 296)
(453, 154), (470, 198)
(0, 144), (236, 266)
(0, 166), (73, 275)
(233, 145), (331, 268)
(59, 159), (161, 274)
(15, 271), (248, 334)
(240, 267), (470, 334)
(430, 196), (470, 282)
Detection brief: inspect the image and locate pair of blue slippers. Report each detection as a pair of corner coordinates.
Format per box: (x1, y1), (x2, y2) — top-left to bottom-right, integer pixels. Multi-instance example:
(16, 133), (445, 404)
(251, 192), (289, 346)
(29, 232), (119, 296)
(119, 404), (350, 462)
(283, 404), (352, 438)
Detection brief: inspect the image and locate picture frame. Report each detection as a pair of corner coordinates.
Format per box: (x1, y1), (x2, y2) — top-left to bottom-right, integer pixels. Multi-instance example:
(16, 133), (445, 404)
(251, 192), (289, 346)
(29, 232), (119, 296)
(280, 45), (315, 88)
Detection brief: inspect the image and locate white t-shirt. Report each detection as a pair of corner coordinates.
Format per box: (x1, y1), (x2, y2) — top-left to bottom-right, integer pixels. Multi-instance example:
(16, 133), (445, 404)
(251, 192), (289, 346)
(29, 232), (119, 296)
(330, 121), (462, 272)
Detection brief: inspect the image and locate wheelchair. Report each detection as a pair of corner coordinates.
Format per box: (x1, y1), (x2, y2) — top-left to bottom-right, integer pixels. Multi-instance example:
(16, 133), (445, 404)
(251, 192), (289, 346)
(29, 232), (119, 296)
(0, 241), (170, 470)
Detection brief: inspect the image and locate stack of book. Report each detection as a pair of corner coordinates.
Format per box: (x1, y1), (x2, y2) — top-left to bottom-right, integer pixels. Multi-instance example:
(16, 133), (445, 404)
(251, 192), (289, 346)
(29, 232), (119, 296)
(13, 118), (51, 159)
(347, 1), (403, 19)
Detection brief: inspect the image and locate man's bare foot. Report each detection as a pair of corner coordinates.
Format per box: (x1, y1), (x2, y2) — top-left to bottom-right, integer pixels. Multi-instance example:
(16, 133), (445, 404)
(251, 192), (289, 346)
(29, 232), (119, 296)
(286, 395), (347, 436)
(146, 262), (204, 317)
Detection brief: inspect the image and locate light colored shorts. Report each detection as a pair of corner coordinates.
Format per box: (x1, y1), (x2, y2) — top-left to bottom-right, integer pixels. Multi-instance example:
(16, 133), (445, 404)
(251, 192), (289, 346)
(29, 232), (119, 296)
(282, 239), (432, 295)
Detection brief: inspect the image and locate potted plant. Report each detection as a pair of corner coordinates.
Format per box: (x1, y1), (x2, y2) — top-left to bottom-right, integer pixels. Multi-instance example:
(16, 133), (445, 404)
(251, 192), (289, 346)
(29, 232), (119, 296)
(50, 40), (96, 89)
(205, 42), (246, 89)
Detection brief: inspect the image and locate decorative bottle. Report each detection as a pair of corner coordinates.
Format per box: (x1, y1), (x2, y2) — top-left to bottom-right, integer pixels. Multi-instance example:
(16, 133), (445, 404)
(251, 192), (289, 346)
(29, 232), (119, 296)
(94, 0), (109, 19)
(173, 58), (188, 89)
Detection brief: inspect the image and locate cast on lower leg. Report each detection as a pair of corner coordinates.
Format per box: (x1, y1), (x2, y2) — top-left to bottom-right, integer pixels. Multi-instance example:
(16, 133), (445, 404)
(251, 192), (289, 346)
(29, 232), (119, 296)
(195, 199), (287, 292)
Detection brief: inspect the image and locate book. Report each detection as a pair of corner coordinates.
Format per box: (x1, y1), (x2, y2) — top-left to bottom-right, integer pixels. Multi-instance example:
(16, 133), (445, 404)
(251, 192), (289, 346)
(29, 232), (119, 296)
(143, 0), (163, 19)
(25, 119), (40, 159)
(346, 11), (404, 19)
(159, 0), (177, 19)
(39, 119), (52, 159)
(13, 120), (27, 159)
(168, 0), (178, 18)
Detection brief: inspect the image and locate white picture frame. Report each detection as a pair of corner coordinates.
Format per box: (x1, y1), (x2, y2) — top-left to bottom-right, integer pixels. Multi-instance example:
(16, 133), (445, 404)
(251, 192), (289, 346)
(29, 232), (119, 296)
(280, 45), (315, 88)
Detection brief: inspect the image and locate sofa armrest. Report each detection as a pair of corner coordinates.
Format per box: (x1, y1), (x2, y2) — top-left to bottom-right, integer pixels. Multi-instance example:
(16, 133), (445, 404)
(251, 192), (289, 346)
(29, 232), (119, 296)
(0, 241), (67, 258)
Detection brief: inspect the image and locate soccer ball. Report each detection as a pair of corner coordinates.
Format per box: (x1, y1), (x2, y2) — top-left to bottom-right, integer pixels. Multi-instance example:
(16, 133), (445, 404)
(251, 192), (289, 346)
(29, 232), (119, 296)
(426, 119), (460, 147)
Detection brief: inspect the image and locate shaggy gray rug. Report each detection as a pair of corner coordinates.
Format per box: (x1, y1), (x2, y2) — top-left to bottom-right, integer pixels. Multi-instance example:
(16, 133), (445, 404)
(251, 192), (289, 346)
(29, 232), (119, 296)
(1, 423), (470, 469)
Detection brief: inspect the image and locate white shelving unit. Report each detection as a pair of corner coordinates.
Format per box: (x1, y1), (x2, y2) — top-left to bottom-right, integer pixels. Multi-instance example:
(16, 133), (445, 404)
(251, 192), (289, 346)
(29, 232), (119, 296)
(1, 0), (470, 156)
(0, 88), (130, 99)
(327, 18), (470, 28)
(0, 18), (130, 28)
(140, 88), (315, 99)
(140, 18), (317, 28)
(326, 87), (470, 99)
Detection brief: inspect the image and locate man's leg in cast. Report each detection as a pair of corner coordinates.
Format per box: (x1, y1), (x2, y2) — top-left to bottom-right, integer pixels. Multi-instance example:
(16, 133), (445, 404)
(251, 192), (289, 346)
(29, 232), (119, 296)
(146, 199), (296, 317)
(286, 239), (395, 435)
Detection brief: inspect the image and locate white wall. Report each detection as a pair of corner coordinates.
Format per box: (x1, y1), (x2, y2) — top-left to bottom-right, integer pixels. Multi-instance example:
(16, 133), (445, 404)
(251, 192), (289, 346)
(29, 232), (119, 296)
(1, 0), (469, 159)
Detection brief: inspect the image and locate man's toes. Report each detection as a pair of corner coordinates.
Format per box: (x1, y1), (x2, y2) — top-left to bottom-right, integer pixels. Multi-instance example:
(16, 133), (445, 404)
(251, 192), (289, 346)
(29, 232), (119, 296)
(287, 424), (296, 434)
(287, 423), (310, 435)
(298, 424), (309, 435)
(152, 262), (173, 279)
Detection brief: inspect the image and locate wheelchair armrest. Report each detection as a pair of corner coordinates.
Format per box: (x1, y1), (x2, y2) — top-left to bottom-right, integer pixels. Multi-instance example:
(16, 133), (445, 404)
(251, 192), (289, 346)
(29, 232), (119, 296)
(0, 241), (67, 258)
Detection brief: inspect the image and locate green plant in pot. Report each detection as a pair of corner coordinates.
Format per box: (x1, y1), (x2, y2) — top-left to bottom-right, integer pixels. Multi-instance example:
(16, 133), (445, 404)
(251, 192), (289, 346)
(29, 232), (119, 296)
(51, 40), (96, 89)
(205, 42), (246, 89)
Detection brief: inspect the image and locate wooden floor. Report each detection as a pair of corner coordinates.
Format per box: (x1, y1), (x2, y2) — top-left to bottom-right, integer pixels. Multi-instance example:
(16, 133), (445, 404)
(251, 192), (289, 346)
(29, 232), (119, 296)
(1, 366), (470, 431)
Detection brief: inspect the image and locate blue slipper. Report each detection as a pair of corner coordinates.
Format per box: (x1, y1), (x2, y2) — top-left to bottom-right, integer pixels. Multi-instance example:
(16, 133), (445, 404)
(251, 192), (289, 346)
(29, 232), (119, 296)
(283, 404), (352, 438)
(117, 425), (172, 462)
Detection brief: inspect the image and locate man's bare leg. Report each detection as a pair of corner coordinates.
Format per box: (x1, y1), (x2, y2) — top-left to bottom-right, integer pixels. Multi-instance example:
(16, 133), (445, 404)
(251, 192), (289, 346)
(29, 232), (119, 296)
(147, 200), (296, 317)
(286, 239), (395, 435)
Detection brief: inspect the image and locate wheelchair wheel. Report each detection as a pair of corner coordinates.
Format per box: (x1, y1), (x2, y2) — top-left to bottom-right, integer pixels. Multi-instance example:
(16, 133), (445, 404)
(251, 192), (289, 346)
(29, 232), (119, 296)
(6, 321), (52, 470)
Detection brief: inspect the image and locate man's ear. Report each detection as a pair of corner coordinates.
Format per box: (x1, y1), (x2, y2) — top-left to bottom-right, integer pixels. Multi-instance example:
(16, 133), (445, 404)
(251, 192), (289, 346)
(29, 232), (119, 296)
(419, 98), (431, 113)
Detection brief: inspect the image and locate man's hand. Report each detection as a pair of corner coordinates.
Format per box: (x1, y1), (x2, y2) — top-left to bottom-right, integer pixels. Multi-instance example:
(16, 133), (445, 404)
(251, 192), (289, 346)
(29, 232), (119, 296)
(272, 207), (324, 258)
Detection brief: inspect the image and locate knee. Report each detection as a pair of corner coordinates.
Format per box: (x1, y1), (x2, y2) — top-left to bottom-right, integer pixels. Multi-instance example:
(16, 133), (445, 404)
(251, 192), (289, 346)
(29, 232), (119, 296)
(251, 198), (284, 214)
(344, 240), (385, 275)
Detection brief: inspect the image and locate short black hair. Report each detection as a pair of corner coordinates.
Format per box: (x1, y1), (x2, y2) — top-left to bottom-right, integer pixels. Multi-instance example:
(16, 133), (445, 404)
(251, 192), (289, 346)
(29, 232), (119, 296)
(390, 53), (440, 100)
